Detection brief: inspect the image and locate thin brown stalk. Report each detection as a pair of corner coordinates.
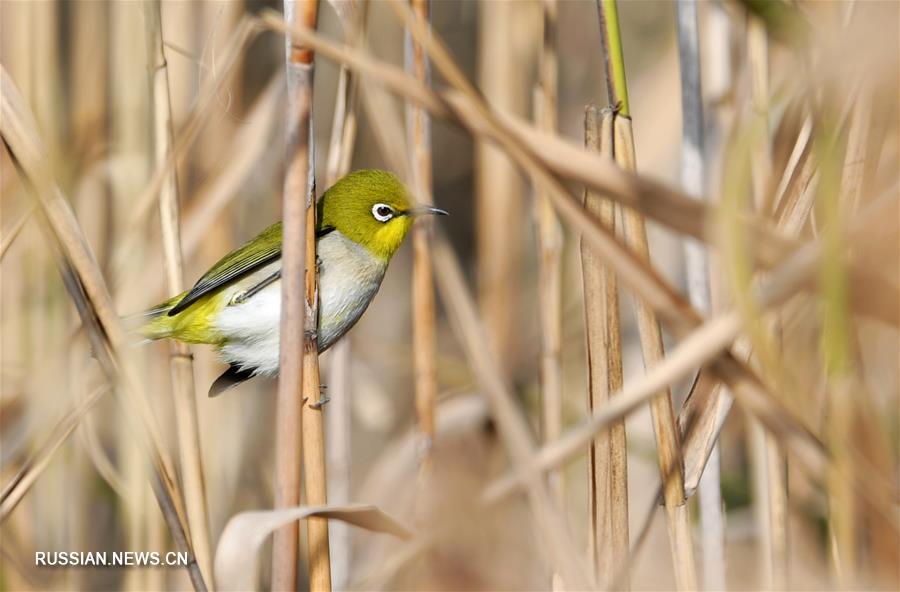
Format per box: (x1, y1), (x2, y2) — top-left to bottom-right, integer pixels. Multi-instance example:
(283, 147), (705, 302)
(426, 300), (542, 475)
(406, 0), (438, 475)
(0, 204), (34, 261)
(535, 0), (564, 500)
(324, 2), (365, 586)
(286, 2), (331, 590)
(272, 0), (318, 588)
(582, 105), (628, 588)
(474, 0), (525, 374)
(0, 387), (106, 518)
(819, 107), (857, 588)
(614, 115), (698, 592)
(146, 2), (214, 585)
(746, 20), (789, 589)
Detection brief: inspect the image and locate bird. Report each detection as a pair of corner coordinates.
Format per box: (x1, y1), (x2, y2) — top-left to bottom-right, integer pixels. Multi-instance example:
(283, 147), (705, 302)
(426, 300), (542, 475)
(140, 169), (447, 396)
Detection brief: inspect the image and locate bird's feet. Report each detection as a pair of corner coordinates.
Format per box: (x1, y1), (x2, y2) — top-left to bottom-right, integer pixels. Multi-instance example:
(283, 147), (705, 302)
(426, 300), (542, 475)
(310, 385), (329, 409)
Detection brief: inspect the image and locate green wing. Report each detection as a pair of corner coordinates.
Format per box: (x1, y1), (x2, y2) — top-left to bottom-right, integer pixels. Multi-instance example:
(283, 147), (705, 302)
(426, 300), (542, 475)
(167, 220), (337, 316)
(168, 222), (284, 316)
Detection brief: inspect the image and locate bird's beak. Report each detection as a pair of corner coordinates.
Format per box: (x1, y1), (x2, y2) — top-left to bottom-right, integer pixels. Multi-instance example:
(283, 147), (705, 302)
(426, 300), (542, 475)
(406, 206), (449, 217)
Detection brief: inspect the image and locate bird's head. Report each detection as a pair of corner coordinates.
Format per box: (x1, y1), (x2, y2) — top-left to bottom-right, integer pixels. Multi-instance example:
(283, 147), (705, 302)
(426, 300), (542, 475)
(320, 169), (447, 261)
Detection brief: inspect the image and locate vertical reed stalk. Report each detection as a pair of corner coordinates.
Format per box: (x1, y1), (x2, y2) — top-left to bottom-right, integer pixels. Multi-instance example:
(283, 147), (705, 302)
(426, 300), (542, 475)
(290, 2), (332, 589)
(535, 0), (564, 492)
(476, 0), (524, 374)
(582, 105), (629, 589)
(145, 0), (213, 586)
(405, 0), (438, 474)
(818, 114), (856, 588)
(675, 1), (724, 589)
(274, 0), (319, 589)
(747, 18), (788, 589)
(325, 2), (364, 586)
(596, 2), (697, 589)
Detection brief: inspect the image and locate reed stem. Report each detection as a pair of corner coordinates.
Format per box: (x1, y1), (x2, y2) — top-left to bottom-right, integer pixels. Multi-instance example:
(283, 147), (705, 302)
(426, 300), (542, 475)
(582, 105), (629, 589)
(405, 0), (438, 475)
(273, 0), (320, 589)
(595, 2), (697, 589)
(145, 0), (214, 586)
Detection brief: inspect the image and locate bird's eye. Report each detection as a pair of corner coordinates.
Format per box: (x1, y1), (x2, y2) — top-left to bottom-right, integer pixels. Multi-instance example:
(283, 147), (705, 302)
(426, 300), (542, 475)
(372, 203), (394, 222)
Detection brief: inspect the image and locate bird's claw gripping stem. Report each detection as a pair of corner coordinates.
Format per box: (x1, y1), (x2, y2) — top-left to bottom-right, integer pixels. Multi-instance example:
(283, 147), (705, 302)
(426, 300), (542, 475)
(304, 385), (328, 409)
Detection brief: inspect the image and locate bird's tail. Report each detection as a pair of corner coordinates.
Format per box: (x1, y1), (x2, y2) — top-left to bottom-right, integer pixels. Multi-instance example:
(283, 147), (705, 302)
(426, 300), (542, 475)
(125, 293), (185, 340)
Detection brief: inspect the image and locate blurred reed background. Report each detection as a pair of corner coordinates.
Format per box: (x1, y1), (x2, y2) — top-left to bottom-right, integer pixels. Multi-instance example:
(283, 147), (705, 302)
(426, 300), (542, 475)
(1, 0), (897, 590)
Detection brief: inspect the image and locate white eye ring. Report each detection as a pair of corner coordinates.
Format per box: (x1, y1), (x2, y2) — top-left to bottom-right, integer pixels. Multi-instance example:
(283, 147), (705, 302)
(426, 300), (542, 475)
(372, 203), (394, 222)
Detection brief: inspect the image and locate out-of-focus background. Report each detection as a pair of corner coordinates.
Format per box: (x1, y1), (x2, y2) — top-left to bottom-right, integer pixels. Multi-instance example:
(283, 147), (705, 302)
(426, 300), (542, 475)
(1, 1), (897, 590)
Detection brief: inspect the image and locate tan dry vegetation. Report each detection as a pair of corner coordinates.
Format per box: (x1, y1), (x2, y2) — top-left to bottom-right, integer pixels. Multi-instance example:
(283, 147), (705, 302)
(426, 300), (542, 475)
(1, 1), (897, 591)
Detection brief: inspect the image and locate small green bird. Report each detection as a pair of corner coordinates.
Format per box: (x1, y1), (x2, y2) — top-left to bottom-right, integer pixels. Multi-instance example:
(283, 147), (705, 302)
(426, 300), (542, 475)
(141, 169), (447, 395)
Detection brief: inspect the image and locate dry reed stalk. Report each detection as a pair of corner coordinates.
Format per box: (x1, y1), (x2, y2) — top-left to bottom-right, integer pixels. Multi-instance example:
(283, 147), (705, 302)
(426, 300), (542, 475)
(748, 15), (773, 214)
(406, 0), (439, 475)
(675, 2), (725, 589)
(324, 2), (365, 586)
(285, 2), (332, 590)
(582, 105), (629, 589)
(0, 205), (34, 261)
(595, 2), (697, 588)
(535, 0), (564, 504)
(146, 1), (214, 586)
(745, 19), (789, 589)
(0, 65), (207, 592)
(272, 1), (318, 588)
(817, 113), (857, 588)
(615, 115), (698, 592)
(0, 387), (106, 519)
(475, 0), (525, 375)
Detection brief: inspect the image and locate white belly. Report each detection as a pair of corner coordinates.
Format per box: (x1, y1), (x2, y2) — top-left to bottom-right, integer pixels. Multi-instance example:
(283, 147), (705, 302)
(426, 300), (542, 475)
(213, 231), (387, 375)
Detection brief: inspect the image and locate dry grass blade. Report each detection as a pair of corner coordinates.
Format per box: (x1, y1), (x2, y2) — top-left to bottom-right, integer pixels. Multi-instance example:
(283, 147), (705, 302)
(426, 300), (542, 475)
(581, 105), (628, 587)
(431, 234), (593, 590)
(0, 386), (106, 519)
(214, 504), (412, 592)
(0, 64), (206, 591)
(0, 203), (34, 261)
(146, 2), (214, 585)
